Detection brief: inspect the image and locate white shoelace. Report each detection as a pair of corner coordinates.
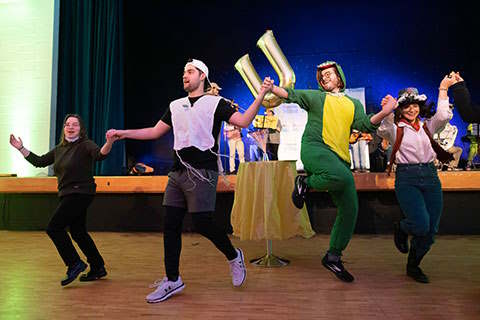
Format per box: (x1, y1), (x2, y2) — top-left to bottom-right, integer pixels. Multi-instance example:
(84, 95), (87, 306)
(149, 277), (167, 288)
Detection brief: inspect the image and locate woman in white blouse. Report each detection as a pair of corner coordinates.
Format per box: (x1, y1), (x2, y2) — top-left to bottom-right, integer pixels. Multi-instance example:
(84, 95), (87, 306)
(377, 75), (456, 283)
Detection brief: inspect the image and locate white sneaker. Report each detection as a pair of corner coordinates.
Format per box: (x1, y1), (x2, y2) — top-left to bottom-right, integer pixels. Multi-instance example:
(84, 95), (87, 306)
(229, 248), (246, 287)
(146, 276), (185, 303)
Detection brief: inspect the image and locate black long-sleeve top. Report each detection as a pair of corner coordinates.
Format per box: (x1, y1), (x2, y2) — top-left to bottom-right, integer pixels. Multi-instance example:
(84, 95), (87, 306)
(25, 138), (107, 197)
(450, 81), (480, 123)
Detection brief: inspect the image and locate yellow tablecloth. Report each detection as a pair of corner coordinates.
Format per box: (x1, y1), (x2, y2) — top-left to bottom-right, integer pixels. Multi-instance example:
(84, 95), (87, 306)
(231, 161), (315, 240)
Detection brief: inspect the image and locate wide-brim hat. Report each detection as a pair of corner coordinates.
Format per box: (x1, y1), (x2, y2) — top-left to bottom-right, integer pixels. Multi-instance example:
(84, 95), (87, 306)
(397, 87), (427, 107)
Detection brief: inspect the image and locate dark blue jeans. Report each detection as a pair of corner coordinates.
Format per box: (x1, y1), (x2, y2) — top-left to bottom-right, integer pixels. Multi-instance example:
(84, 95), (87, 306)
(395, 162), (443, 261)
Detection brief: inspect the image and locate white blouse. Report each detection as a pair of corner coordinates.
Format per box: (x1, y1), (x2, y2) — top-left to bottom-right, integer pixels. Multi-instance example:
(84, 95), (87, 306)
(377, 98), (452, 164)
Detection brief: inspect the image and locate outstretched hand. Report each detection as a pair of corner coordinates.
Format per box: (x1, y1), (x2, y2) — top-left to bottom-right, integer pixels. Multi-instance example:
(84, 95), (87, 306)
(440, 73), (457, 89)
(9, 134), (23, 150)
(381, 95), (397, 113)
(448, 71), (464, 83)
(106, 129), (124, 142)
(259, 77), (274, 96)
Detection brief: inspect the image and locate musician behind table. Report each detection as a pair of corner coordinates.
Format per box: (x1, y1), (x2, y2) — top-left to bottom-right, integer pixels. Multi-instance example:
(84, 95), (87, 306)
(223, 103), (245, 174)
(349, 130), (373, 172)
(463, 123), (479, 171)
(433, 103), (463, 171)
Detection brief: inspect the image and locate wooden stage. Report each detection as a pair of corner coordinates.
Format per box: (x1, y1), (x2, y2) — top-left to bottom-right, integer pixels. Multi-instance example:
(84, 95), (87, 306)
(1, 171), (480, 193)
(1, 171), (480, 234)
(0, 232), (479, 319)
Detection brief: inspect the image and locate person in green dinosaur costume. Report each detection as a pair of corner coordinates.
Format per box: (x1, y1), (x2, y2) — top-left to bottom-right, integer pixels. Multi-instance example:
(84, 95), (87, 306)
(266, 61), (395, 282)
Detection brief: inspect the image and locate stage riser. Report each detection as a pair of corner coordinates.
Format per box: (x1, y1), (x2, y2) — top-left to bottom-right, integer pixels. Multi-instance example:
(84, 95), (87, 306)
(1, 171), (480, 193)
(2, 192), (479, 234)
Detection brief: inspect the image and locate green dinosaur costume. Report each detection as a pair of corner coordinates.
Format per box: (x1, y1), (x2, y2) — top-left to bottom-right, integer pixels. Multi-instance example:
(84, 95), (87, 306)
(284, 61), (378, 255)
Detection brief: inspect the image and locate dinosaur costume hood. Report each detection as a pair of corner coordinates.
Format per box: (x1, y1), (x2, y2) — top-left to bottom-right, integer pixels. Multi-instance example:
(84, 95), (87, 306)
(316, 61), (346, 93)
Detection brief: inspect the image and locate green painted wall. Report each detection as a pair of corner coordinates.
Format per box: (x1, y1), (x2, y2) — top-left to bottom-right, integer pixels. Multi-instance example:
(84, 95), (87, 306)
(0, 0), (55, 176)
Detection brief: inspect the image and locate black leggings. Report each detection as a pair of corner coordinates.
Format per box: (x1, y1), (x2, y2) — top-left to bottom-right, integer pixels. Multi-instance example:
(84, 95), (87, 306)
(46, 194), (104, 269)
(164, 206), (237, 281)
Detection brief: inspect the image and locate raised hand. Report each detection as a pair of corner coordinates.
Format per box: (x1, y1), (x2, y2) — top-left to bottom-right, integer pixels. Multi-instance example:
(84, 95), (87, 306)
(105, 130), (120, 144)
(106, 129), (125, 140)
(453, 71), (464, 82)
(440, 74), (457, 90)
(262, 77), (274, 92)
(258, 77), (275, 98)
(106, 129), (116, 139)
(9, 134), (23, 150)
(106, 130), (114, 140)
(381, 95), (397, 113)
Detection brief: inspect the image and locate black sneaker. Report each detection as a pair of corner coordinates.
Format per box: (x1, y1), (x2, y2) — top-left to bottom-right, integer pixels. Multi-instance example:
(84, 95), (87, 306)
(321, 254), (354, 282)
(61, 260), (87, 286)
(394, 222), (409, 254)
(406, 265), (429, 283)
(292, 175), (308, 209)
(79, 266), (107, 282)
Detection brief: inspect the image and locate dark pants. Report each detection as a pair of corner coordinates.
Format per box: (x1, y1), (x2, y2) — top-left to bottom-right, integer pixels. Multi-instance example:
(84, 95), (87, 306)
(395, 163), (443, 263)
(46, 194), (104, 269)
(266, 143), (279, 161)
(164, 206), (237, 281)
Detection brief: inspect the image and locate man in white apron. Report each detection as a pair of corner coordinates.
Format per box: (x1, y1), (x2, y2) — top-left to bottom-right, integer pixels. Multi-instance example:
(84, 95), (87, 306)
(108, 59), (271, 302)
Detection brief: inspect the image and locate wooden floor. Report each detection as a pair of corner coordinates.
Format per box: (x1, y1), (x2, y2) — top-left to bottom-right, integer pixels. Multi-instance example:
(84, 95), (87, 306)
(0, 232), (479, 320)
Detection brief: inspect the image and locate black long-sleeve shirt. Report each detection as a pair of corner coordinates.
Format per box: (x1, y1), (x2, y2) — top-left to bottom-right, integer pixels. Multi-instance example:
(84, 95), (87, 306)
(25, 138), (107, 197)
(450, 81), (480, 123)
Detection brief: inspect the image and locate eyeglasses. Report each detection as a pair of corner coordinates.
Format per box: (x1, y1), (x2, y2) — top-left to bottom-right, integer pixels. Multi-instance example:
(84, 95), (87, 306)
(64, 123), (80, 128)
(321, 71), (335, 80)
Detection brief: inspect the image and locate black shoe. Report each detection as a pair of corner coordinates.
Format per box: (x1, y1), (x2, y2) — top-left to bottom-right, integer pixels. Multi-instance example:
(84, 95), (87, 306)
(394, 222), (409, 254)
(61, 260), (87, 286)
(321, 254), (355, 282)
(407, 264), (429, 283)
(292, 175), (308, 209)
(79, 266), (107, 282)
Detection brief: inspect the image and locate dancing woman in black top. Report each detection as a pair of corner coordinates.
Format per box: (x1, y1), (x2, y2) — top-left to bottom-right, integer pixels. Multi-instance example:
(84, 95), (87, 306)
(10, 114), (118, 286)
